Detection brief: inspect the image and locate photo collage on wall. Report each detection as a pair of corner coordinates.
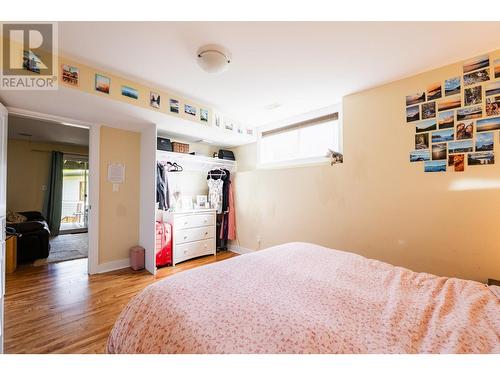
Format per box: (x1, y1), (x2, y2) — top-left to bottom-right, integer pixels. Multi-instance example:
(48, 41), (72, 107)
(59, 63), (255, 137)
(407, 54), (500, 172)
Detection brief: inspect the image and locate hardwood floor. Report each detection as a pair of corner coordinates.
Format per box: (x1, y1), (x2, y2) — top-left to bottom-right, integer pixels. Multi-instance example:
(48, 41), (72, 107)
(4, 251), (238, 354)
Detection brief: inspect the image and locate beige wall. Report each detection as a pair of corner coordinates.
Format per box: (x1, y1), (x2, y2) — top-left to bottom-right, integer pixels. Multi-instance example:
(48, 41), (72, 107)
(7, 139), (88, 213)
(232, 49), (500, 283)
(99, 126), (140, 264)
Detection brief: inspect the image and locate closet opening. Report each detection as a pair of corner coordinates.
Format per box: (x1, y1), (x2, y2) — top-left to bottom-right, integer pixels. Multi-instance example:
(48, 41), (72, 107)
(152, 136), (237, 271)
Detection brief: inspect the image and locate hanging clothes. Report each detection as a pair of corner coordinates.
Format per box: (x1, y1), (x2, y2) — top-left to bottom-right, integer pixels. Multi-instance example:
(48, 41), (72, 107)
(156, 162), (169, 210)
(207, 178), (224, 214)
(220, 180), (236, 241)
(227, 181), (236, 240)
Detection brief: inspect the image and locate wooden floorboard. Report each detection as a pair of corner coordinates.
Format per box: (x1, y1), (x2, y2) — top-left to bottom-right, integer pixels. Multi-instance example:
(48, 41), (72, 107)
(4, 251), (238, 354)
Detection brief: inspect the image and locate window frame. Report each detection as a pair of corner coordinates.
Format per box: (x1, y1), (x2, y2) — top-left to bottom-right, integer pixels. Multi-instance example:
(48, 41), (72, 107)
(257, 104), (343, 169)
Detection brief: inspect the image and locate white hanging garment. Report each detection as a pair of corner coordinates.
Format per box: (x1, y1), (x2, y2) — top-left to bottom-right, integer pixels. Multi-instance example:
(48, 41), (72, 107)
(207, 178), (224, 214)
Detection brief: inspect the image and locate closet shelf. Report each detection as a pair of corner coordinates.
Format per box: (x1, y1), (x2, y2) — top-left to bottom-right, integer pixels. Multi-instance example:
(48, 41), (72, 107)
(157, 150), (237, 172)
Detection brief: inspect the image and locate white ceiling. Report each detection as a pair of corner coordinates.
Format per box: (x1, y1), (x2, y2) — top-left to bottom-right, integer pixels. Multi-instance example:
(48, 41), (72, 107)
(58, 21), (500, 127)
(8, 114), (89, 147)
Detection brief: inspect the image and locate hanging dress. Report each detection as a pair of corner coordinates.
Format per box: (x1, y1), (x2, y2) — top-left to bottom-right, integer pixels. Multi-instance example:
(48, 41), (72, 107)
(207, 178), (224, 214)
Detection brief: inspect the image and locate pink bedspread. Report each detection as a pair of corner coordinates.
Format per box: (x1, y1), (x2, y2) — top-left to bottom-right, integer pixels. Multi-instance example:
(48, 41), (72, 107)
(107, 243), (500, 354)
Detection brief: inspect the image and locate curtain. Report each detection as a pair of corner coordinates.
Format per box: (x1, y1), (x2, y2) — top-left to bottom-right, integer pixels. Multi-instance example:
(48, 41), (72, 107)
(43, 151), (64, 236)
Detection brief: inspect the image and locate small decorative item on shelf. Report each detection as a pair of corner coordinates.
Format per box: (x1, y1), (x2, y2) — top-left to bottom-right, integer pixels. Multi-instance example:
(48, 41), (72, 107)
(327, 149), (343, 165)
(171, 142), (189, 153)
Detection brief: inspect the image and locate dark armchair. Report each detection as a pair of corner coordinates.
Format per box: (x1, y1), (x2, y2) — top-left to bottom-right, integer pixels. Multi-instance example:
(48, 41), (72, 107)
(8, 211), (51, 263)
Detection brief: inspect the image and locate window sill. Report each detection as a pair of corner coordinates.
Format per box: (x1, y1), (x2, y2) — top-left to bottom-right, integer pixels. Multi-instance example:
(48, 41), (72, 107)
(257, 156), (330, 170)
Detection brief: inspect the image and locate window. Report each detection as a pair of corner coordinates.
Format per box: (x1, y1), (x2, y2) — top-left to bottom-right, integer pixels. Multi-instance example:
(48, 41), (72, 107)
(259, 112), (341, 167)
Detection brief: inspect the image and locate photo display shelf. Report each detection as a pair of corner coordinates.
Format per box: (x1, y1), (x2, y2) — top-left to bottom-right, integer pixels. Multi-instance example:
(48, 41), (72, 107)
(406, 54), (500, 173)
(157, 150), (237, 173)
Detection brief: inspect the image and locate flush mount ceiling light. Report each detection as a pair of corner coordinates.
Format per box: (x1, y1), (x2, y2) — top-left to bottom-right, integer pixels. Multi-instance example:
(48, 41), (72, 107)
(196, 44), (231, 74)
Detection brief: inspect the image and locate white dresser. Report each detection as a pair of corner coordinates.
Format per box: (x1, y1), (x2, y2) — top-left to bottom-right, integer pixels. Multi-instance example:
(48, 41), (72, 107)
(164, 209), (217, 266)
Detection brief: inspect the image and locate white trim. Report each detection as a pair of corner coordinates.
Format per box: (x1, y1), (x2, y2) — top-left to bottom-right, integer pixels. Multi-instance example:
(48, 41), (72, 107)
(94, 258), (130, 274)
(87, 125), (100, 275)
(6, 107), (95, 129)
(140, 124), (157, 275)
(257, 156), (329, 170)
(6, 107), (100, 275)
(228, 243), (255, 255)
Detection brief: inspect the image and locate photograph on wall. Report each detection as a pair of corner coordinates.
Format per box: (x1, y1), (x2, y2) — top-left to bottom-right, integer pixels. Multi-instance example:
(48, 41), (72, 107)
(427, 83), (442, 101)
(431, 128), (454, 143)
(476, 116), (500, 132)
(405, 92), (425, 106)
(448, 154), (465, 172)
(495, 59), (500, 79)
(437, 96), (461, 111)
(61, 64), (79, 86)
(486, 96), (500, 117)
(200, 108), (209, 122)
(22, 50), (42, 74)
(444, 77), (461, 96)
(406, 105), (420, 122)
(438, 111), (454, 129)
(415, 119), (437, 133)
(475, 132), (494, 151)
(214, 112), (222, 127)
(463, 54), (489, 74)
(415, 133), (429, 149)
(431, 143), (447, 160)
(150, 92), (161, 108)
(169, 98), (179, 113)
(464, 86), (482, 106)
(424, 160), (446, 172)
(457, 105), (482, 121)
(421, 101), (436, 119)
(184, 104), (197, 116)
(456, 121), (474, 140)
(410, 149), (430, 162)
(121, 85), (138, 99)
(224, 118), (234, 131)
(448, 140), (473, 154)
(463, 68), (490, 86)
(485, 81), (500, 97)
(468, 151), (494, 165)
(95, 74), (110, 94)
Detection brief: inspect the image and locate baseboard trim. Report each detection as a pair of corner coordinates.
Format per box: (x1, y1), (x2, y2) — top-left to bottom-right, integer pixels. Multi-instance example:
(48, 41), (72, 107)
(228, 244), (255, 255)
(95, 258), (130, 274)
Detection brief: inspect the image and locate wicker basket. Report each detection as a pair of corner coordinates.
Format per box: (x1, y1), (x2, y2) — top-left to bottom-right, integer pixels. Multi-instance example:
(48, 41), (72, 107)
(171, 142), (189, 153)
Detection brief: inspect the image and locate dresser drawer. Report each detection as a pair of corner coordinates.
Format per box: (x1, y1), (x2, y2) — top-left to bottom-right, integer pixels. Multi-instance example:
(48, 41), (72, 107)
(174, 213), (215, 230)
(175, 225), (215, 245)
(174, 238), (214, 263)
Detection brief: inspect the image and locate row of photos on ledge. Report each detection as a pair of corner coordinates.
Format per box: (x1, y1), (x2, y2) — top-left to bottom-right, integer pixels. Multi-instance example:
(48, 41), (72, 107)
(406, 55), (500, 172)
(60, 64), (254, 137)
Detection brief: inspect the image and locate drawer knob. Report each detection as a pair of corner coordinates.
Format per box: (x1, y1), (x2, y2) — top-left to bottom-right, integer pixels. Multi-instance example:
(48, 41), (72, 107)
(205, 232), (208, 235)
(184, 236), (188, 239)
(184, 222), (188, 225)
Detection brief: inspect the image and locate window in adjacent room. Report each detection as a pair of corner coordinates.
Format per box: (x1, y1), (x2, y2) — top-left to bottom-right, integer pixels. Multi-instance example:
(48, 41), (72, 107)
(258, 112), (341, 167)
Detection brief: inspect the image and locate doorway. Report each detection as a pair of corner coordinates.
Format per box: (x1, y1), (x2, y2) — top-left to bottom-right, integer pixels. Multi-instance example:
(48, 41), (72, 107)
(60, 155), (89, 234)
(5, 113), (92, 266)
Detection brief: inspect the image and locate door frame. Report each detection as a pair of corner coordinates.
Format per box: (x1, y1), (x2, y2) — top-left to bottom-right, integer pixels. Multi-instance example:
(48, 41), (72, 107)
(60, 153), (89, 235)
(5, 107), (100, 275)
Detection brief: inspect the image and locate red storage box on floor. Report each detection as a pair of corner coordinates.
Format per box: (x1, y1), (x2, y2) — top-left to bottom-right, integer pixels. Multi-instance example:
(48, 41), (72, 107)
(155, 221), (172, 267)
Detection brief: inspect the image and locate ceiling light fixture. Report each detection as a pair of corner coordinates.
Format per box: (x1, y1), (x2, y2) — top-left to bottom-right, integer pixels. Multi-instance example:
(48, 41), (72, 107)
(196, 44), (231, 74)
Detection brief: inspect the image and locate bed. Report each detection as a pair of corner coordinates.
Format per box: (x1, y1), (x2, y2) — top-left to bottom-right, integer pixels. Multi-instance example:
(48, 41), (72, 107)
(107, 242), (500, 354)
